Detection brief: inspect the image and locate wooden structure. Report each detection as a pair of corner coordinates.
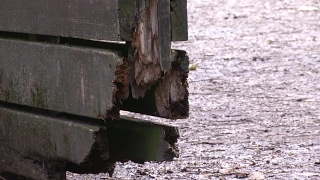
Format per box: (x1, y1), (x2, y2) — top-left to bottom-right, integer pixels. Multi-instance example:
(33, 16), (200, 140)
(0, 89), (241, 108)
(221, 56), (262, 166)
(0, 0), (188, 179)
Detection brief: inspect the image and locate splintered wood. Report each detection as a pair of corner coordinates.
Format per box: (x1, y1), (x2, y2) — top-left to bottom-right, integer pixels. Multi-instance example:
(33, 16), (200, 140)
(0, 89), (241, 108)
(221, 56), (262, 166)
(155, 50), (189, 119)
(107, 61), (130, 119)
(130, 0), (170, 98)
(118, 0), (189, 119)
(121, 49), (189, 119)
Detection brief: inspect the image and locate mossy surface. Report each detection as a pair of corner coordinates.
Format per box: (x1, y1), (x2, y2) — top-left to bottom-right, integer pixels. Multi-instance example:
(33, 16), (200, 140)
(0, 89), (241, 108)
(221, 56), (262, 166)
(2, 81), (22, 103)
(31, 85), (49, 109)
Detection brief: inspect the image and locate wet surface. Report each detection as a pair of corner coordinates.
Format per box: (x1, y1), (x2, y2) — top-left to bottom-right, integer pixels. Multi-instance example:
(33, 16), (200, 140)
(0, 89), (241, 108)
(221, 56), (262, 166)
(68, 0), (320, 179)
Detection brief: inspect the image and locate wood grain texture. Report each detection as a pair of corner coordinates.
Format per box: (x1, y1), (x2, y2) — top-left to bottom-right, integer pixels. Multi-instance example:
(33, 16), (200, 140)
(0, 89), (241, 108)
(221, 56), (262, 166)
(129, 0), (172, 99)
(0, 0), (188, 41)
(0, 38), (122, 118)
(0, 0), (120, 40)
(158, 0), (172, 71)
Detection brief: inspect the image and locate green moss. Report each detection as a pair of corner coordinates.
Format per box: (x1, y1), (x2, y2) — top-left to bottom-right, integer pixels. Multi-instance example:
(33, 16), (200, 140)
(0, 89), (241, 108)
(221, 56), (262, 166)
(2, 81), (22, 103)
(31, 85), (49, 109)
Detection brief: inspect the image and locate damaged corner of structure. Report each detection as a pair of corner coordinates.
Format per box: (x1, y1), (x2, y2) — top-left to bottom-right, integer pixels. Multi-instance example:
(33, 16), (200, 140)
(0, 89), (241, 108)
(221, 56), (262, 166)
(163, 125), (180, 159)
(66, 127), (116, 177)
(155, 50), (189, 119)
(106, 58), (130, 120)
(119, 48), (190, 119)
(130, 0), (171, 88)
(113, 0), (189, 119)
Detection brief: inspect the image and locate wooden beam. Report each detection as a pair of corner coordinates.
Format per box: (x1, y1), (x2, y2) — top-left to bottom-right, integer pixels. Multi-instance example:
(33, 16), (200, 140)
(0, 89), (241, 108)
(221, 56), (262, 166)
(0, 0), (187, 41)
(0, 105), (179, 179)
(0, 38), (125, 119)
(0, 37), (189, 120)
(0, 106), (111, 180)
(0, 0), (120, 41)
(158, 0), (172, 71)
(118, 0), (136, 41)
(107, 115), (179, 163)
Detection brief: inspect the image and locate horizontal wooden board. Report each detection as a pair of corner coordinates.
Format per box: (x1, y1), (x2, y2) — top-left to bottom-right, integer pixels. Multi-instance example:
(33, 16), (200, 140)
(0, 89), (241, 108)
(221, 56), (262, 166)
(0, 106), (109, 166)
(0, 105), (179, 179)
(0, 106), (111, 179)
(108, 115), (179, 162)
(0, 0), (120, 40)
(0, 38), (121, 118)
(0, 0), (187, 41)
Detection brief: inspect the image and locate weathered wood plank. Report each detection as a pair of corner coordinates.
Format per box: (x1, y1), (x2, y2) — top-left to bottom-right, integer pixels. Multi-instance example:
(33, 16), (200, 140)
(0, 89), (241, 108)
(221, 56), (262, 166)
(118, 0), (136, 41)
(0, 106), (111, 180)
(107, 115), (179, 162)
(0, 0), (120, 41)
(0, 0), (187, 41)
(0, 105), (179, 179)
(171, 0), (188, 41)
(158, 0), (172, 71)
(0, 38), (124, 119)
(0, 37), (189, 119)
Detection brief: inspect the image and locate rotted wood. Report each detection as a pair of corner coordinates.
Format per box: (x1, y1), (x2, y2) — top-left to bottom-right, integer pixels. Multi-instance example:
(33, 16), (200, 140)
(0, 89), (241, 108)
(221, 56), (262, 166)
(129, 0), (171, 98)
(121, 0), (189, 118)
(158, 0), (172, 71)
(122, 49), (189, 119)
(0, 0), (187, 42)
